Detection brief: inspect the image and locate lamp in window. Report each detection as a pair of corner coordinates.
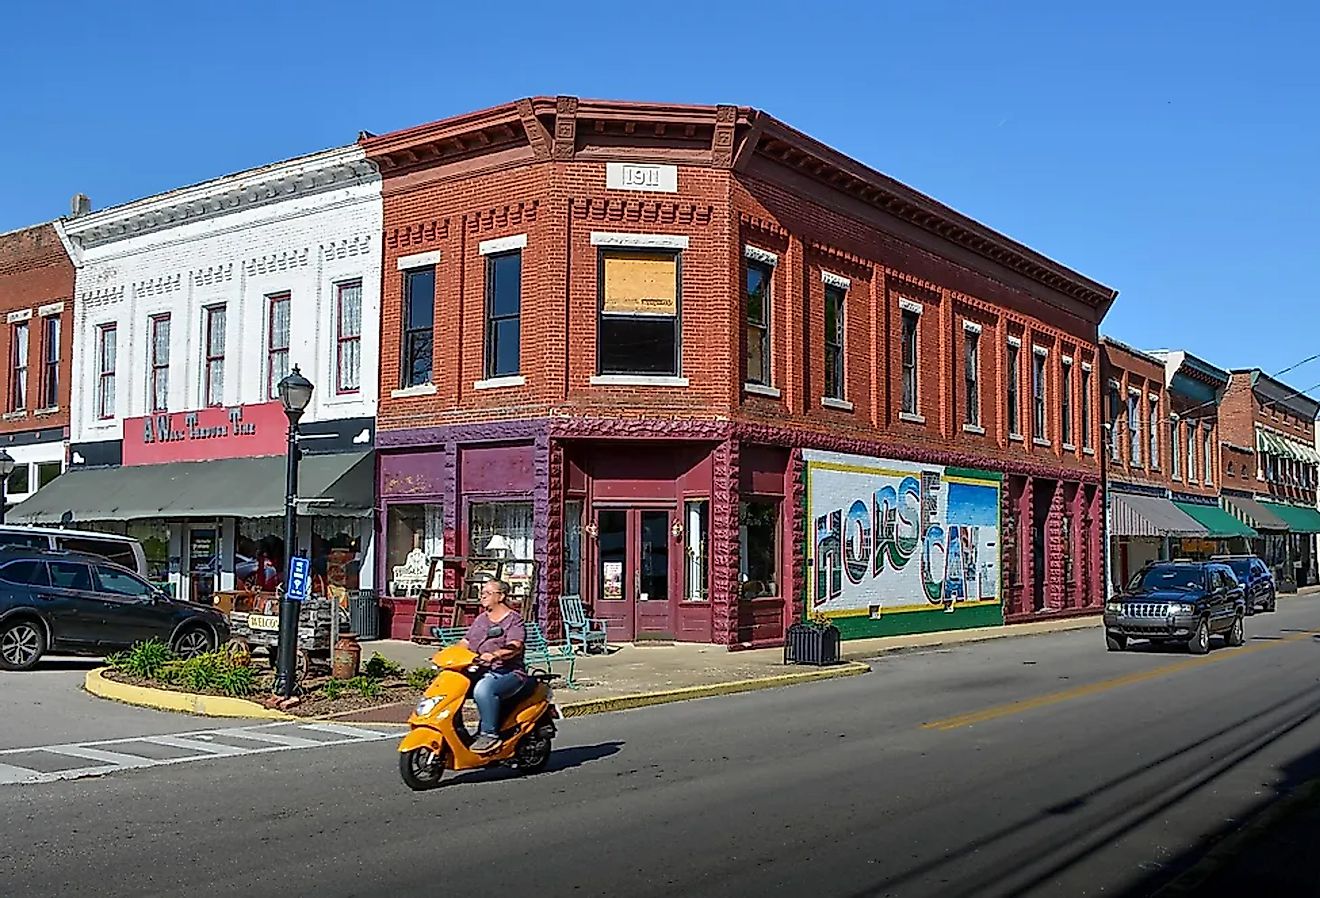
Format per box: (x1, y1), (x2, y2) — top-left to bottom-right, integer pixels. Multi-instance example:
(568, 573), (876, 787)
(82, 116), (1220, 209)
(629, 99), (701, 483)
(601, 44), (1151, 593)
(484, 534), (511, 558)
(0, 450), (13, 524)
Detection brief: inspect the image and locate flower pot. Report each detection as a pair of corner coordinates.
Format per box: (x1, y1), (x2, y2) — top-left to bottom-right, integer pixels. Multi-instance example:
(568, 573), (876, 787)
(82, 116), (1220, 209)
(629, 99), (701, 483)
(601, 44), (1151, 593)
(784, 621), (842, 666)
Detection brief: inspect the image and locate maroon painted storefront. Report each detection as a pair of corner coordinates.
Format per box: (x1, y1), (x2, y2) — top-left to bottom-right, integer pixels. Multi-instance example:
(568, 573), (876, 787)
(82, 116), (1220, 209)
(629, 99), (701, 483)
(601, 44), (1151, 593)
(376, 419), (796, 646)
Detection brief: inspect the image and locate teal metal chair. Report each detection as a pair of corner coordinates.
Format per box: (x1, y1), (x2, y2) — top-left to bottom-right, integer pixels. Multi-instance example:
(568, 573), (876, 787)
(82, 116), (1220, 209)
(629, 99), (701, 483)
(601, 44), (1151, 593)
(559, 595), (608, 654)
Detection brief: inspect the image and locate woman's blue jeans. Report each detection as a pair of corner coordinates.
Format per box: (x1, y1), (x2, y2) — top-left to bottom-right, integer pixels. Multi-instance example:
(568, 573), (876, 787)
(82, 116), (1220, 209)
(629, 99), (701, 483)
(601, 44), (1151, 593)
(473, 670), (525, 736)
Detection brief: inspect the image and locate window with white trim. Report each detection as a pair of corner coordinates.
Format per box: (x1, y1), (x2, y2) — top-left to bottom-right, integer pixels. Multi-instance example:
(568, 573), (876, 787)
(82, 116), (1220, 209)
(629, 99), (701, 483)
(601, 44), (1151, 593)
(1032, 348), (1048, 442)
(1007, 341), (1021, 437)
(745, 259), (772, 386)
(336, 281), (362, 393)
(203, 305), (225, 407)
(1128, 391), (1141, 465)
(149, 314), (170, 413)
(8, 321), (28, 412)
(266, 294), (290, 399)
(1203, 424), (1213, 484)
(1081, 365), (1093, 451)
(1149, 396), (1160, 469)
(96, 324), (116, 420)
(823, 283), (845, 400)
(1060, 358), (1073, 445)
(39, 314), (59, 409)
(598, 249), (680, 377)
(901, 308), (920, 414)
(964, 327), (980, 426)
(1171, 418), (1182, 479)
(485, 253), (521, 379)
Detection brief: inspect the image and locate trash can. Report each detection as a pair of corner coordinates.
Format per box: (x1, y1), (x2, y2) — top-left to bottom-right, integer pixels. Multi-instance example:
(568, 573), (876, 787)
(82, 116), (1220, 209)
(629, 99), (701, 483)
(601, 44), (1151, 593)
(348, 590), (381, 641)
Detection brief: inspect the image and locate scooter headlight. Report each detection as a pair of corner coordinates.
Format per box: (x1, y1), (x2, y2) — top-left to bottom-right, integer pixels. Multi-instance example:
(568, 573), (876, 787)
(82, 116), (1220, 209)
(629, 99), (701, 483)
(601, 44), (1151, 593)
(415, 696), (444, 717)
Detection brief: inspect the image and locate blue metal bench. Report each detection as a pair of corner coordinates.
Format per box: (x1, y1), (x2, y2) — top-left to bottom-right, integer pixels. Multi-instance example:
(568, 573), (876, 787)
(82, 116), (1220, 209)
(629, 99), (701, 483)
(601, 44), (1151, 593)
(559, 594), (608, 655)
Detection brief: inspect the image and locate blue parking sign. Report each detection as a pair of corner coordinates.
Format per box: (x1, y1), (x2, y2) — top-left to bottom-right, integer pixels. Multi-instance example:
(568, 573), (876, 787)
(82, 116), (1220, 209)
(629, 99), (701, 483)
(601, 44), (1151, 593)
(287, 555), (312, 603)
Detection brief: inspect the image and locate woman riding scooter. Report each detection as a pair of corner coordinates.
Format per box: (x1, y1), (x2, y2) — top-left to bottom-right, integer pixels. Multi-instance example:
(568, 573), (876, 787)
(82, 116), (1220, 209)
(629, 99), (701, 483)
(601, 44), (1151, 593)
(460, 579), (527, 754)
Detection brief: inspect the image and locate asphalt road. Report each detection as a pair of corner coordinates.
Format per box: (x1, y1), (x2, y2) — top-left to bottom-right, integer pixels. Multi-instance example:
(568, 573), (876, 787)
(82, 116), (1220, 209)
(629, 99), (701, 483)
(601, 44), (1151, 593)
(5, 599), (1320, 898)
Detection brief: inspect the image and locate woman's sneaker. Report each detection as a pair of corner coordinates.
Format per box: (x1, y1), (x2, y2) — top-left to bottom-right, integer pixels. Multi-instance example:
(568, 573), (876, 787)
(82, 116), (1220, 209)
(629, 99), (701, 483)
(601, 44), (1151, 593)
(470, 733), (502, 754)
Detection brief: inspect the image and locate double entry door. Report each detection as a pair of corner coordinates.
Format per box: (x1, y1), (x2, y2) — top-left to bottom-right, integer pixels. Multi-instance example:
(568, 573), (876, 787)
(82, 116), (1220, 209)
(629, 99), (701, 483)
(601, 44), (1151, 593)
(594, 506), (674, 641)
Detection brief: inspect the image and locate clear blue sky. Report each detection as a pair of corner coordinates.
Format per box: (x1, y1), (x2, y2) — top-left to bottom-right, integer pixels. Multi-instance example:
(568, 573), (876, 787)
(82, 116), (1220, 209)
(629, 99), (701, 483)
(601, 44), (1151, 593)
(3, 0), (1317, 391)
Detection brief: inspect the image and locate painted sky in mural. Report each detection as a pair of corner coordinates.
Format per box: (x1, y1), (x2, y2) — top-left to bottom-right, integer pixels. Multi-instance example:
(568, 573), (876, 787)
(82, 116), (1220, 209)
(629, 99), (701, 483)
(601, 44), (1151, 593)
(805, 450), (1001, 616)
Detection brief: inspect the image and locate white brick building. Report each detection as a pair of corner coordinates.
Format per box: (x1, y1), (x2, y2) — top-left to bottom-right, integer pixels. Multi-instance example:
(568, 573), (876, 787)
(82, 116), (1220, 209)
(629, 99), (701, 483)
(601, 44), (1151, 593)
(15, 146), (383, 606)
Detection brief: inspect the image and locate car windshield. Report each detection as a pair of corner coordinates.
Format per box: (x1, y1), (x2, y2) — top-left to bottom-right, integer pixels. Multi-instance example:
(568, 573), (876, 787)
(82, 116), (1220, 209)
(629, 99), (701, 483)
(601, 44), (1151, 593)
(1225, 559), (1252, 580)
(1128, 566), (1204, 593)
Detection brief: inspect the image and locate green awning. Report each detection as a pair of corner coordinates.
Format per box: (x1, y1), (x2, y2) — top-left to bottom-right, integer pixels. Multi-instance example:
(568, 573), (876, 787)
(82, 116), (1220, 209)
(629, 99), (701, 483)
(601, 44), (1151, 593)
(9, 452), (374, 524)
(1172, 501), (1258, 538)
(1259, 501), (1320, 534)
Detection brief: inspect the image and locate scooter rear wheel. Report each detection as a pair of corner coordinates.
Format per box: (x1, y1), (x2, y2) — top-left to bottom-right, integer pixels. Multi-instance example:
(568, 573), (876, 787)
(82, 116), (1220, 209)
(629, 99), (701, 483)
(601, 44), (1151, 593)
(399, 747), (447, 791)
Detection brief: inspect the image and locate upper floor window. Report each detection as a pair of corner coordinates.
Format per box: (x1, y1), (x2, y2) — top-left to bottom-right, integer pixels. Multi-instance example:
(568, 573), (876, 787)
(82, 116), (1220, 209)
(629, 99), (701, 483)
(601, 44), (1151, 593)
(336, 281), (362, 394)
(1108, 381), (1122, 461)
(745, 259), (772, 386)
(149, 314), (170, 413)
(402, 266), (436, 388)
(1128, 391), (1141, 465)
(1006, 341), (1021, 437)
(97, 324), (116, 420)
(203, 305), (225, 408)
(1171, 419), (1182, 479)
(1080, 365), (1093, 451)
(8, 321), (28, 413)
(1060, 358), (1073, 446)
(598, 250), (680, 377)
(1032, 348), (1048, 442)
(1203, 425), (1213, 484)
(1186, 421), (1197, 482)
(40, 315), (59, 409)
(823, 283), (846, 400)
(901, 306), (920, 415)
(485, 252), (522, 379)
(1148, 396), (1160, 469)
(963, 326), (980, 427)
(266, 294), (290, 399)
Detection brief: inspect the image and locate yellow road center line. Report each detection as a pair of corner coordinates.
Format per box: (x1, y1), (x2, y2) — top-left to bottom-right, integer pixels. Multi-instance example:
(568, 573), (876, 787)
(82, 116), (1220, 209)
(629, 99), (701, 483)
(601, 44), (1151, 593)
(922, 630), (1319, 732)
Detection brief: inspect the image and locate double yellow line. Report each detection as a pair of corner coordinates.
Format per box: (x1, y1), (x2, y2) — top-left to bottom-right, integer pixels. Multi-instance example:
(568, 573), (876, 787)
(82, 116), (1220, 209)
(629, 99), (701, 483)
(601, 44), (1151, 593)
(922, 630), (1318, 732)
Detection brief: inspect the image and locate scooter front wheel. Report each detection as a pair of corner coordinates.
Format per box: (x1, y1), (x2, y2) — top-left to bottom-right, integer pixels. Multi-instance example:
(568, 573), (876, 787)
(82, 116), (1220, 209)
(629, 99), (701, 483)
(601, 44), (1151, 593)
(399, 747), (447, 791)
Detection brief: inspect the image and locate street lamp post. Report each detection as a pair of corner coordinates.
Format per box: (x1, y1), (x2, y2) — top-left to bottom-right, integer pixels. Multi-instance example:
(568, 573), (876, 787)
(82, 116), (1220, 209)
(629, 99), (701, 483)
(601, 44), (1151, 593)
(0, 450), (14, 524)
(273, 365), (314, 698)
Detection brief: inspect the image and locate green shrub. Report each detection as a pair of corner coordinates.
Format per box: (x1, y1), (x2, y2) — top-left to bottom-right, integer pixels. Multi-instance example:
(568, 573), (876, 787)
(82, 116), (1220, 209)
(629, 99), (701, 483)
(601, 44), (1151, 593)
(158, 651), (256, 697)
(407, 666), (435, 690)
(106, 639), (176, 678)
(363, 652), (406, 680)
(322, 679), (346, 701)
(346, 675), (382, 700)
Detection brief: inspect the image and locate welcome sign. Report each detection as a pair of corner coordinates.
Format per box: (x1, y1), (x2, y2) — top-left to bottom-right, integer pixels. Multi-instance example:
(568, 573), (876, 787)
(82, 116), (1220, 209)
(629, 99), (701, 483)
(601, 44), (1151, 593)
(804, 450), (1003, 632)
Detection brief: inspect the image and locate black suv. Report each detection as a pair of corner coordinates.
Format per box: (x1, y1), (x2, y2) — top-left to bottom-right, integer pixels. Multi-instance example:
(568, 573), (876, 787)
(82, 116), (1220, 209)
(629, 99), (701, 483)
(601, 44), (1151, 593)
(0, 548), (229, 671)
(1104, 560), (1246, 654)
(1211, 554), (1277, 614)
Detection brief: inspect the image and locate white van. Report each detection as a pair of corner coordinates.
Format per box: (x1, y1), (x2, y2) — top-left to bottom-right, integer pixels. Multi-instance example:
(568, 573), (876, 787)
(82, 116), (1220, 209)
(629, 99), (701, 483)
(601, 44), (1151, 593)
(0, 525), (149, 578)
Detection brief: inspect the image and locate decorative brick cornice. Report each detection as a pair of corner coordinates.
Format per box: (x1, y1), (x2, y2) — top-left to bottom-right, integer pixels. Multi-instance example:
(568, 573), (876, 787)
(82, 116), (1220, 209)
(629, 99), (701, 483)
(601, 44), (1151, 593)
(571, 197), (713, 227)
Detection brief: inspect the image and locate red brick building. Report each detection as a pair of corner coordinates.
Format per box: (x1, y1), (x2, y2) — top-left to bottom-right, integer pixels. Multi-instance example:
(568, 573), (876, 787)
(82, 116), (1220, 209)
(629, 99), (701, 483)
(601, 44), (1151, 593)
(0, 222), (74, 515)
(1100, 341), (1251, 588)
(364, 97), (1117, 645)
(1217, 369), (1320, 587)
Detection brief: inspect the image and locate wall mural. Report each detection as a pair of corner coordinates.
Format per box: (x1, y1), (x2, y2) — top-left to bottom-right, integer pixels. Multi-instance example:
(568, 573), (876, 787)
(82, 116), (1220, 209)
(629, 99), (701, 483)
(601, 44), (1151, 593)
(805, 450), (1003, 636)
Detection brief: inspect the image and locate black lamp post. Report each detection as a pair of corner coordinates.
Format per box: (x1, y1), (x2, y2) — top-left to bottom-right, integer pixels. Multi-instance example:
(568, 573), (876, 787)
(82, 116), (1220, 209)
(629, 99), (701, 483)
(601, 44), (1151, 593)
(273, 365), (314, 698)
(0, 450), (14, 524)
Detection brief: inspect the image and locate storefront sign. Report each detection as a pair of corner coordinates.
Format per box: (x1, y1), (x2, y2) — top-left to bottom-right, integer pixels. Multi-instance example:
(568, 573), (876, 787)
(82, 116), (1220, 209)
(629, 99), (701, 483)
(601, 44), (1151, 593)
(602, 561), (623, 600)
(805, 450), (1003, 620)
(123, 402), (288, 465)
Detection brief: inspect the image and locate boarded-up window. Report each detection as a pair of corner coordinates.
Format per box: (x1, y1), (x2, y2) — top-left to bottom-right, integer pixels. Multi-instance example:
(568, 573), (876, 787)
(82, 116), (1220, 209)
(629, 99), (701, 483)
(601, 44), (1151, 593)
(598, 250), (680, 376)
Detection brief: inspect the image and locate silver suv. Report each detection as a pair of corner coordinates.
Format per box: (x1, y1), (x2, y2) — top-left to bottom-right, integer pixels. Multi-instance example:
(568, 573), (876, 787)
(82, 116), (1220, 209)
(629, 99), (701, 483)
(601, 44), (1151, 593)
(1104, 561), (1246, 655)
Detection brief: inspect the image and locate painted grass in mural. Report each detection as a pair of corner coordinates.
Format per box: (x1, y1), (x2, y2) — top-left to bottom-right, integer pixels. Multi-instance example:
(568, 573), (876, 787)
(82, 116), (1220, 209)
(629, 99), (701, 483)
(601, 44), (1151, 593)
(805, 450), (1002, 621)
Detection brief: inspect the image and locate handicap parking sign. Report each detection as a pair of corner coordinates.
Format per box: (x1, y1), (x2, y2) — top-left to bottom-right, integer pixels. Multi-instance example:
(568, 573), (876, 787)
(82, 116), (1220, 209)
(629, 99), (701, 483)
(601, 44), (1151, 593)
(287, 555), (312, 602)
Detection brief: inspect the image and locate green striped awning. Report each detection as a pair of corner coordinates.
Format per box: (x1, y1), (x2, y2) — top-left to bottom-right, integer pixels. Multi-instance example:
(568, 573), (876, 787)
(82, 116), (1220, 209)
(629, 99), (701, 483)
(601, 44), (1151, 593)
(1258, 501), (1320, 534)
(1257, 428), (1320, 464)
(1172, 501), (1258, 538)
(1222, 495), (1291, 531)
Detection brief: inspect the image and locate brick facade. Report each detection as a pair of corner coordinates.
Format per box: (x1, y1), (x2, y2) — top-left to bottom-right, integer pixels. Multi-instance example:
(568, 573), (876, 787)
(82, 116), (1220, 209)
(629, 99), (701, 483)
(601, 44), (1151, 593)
(0, 222), (74, 511)
(1220, 371), (1319, 508)
(366, 97), (1116, 644)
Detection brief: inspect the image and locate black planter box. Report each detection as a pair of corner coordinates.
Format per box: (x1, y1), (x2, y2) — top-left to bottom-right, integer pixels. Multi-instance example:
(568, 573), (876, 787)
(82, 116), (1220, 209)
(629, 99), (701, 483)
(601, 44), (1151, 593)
(784, 622), (842, 666)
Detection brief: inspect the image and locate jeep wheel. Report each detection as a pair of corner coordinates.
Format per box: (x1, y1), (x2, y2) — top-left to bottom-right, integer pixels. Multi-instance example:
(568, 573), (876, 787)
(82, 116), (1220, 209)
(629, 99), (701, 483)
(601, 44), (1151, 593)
(1225, 613), (1245, 647)
(1266, 591), (1277, 613)
(1106, 632), (1128, 652)
(1188, 617), (1211, 655)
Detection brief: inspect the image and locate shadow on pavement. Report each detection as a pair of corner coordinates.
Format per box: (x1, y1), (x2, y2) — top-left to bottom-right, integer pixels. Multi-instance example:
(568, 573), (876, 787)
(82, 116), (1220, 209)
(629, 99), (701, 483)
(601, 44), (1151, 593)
(841, 676), (1320, 898)
(1118, 743), (1320, 896)
(443, 741), (624, 787)
(31, 658), (102, 671)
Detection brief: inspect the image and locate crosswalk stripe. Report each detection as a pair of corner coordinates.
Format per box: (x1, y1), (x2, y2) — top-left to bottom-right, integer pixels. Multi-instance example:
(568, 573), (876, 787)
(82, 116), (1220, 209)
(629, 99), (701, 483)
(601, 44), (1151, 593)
(46, 746), (155, 768)
(0, 722), (403, 788)
(145, 735), (246, 756)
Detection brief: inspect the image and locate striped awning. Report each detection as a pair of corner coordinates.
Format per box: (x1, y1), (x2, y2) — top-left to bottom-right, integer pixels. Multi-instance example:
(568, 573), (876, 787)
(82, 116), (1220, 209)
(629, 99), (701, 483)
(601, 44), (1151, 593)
(1109, 493), (1209, 537)
(1259, 501), (1320, 534)
(1257, 428), (1320, 464)
(1222, 494), (1291, 531)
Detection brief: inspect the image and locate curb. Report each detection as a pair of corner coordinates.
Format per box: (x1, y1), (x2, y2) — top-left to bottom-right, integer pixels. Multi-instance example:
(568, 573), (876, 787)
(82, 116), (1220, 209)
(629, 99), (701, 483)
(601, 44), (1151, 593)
(1151, 776), (1320, 895)
(558, 661), (871, 718)
(84, 668), (294, 721)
